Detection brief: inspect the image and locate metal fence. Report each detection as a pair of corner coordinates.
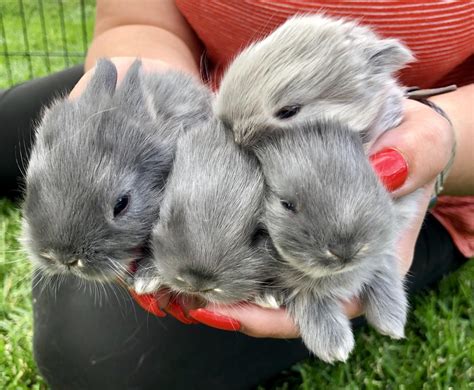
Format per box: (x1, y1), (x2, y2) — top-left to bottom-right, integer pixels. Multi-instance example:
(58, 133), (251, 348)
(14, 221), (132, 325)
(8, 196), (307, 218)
(0, 0), (95, 88)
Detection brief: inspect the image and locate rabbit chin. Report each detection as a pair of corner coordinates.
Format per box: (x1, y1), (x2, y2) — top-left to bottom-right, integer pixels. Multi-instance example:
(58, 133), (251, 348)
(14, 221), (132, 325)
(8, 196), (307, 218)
(275, 244), (356, 279)
(168, 285), (248, 305)
(30, 251), (137, 283)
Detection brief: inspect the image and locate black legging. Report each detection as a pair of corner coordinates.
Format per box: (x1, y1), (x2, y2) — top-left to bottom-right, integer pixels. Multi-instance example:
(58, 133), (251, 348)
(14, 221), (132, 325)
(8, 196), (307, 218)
(0, 67), (468, 390)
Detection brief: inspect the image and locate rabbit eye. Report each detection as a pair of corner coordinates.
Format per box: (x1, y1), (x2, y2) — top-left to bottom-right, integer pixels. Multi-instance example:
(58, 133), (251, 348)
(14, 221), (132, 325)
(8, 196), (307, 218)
(281, 200), (296, 213)
(113, 195), (130, 217)
(274, 105), (301, 120)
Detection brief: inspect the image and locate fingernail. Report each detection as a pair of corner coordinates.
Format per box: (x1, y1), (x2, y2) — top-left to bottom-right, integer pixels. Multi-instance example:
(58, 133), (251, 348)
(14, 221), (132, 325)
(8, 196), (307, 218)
(165, 300), (198, 325)
(188, 308), (241, 331)
(130, 290), (166, 317)
(369, 148), (408, 192)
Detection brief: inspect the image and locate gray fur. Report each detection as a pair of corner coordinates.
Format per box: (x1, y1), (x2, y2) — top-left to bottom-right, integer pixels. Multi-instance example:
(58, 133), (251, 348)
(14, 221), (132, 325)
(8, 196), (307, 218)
(215, 14), (413, 147)
(290, 290), (354, 363)
(255, 121), (420, 362)
(22, 58), (212, 282)
(134, 119), (276, 304)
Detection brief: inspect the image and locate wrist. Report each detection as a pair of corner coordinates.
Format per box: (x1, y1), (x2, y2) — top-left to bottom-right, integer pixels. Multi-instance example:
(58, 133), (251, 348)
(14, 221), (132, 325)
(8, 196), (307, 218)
(411, 96), (456, 196)
(429, 85), (474, 195)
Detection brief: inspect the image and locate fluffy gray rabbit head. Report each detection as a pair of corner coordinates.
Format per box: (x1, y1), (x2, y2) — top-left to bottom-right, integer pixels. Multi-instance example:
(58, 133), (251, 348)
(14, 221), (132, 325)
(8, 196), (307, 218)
(150, 120), (272, 304)
(256, 120), (396, 278)
(215, 14), (413, 146)
(22, 59), (211, 282)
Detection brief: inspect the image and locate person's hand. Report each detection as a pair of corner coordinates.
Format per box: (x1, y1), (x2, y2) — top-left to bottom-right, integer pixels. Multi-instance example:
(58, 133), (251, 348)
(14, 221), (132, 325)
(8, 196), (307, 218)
(158, 98), (453, 337)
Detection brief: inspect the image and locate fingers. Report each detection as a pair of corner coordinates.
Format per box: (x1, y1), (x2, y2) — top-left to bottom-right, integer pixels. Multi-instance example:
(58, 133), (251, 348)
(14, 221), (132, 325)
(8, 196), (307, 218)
(129, 287), (173, 318)
(189, 303), (300, 338)
(165, 298), (199, 325)
(129, 289), (167, 317)
(130, 288), (299, 337)
(188, 307), (242, 331)
(188, 298), (368, 337)
(369, 99), (453, 198)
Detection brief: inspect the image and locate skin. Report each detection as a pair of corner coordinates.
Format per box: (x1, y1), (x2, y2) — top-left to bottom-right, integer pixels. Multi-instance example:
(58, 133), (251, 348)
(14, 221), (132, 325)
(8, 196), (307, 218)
(73, 0), (473, 338)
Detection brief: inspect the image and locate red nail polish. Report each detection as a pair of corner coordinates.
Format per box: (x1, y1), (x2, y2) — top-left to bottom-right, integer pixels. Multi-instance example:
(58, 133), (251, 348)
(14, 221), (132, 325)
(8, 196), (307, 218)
(370, 148), (408, 192)
(165, 299), (198, 325)
(130, 290), (166, 317)
(188, 308), (241, 331)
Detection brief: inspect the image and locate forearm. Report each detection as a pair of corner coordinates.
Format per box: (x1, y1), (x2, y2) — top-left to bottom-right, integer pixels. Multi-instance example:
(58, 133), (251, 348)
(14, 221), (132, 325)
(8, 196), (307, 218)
(85, 25), (200, 76)
(430, 84), (474, 195)
(84, 0), (202, 75)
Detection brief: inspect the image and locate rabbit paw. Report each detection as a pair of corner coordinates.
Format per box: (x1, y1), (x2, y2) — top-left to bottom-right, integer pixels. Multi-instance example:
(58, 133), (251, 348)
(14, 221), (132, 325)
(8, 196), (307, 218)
(363, 270), (408, 340)
(365, 302), (407, 339)
(303, 320), (355, 363)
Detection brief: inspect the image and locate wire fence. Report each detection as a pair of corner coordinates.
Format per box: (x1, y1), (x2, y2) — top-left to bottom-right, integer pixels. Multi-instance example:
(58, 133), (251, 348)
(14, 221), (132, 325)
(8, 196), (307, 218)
(0, 0), (96, 88)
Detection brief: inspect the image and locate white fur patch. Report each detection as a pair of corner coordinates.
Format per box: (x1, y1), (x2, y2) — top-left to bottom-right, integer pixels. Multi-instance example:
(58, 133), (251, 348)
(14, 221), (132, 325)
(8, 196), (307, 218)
(253, 293), (282, 309)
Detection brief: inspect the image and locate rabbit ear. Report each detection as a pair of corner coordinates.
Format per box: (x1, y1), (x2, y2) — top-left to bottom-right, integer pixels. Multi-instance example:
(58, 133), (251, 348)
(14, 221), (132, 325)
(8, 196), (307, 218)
(114, 59), (144, 108)
(80, 58), (117, 101)
(368, 38), (414, 74)
(118, 59), (142, 91)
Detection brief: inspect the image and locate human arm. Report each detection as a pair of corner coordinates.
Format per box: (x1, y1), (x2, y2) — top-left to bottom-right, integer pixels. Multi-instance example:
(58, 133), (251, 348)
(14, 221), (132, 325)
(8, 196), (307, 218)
(70, 0), (203, 99)
(431, 84), (474, 196)
(85, 0), (201, 74)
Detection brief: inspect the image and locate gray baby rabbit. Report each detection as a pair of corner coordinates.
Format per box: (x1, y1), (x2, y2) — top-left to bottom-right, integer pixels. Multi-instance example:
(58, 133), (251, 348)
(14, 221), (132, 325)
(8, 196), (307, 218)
(22, 58), (212, 282)
(133, 119), (276, 305)
(255, 121), (419, 363)
(215, 14), (413, 147)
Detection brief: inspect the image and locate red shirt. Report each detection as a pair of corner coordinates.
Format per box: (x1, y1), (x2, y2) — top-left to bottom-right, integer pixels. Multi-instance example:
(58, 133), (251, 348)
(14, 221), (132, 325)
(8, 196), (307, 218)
(176, 0), (474, 257)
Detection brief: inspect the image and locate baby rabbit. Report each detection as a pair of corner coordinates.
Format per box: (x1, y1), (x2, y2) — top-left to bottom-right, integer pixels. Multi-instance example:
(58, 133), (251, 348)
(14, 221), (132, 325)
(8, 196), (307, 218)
(215, 14), (413, 147)
(22, 59), (212, 283)
(254, 121), (418, 363)
(133, 119), (276, 305)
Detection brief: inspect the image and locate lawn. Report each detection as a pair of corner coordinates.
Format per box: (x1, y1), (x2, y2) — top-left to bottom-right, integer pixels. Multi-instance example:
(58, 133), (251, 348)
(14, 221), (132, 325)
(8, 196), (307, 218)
(0, 0), (95, 88)
(1, 2), (473, 389)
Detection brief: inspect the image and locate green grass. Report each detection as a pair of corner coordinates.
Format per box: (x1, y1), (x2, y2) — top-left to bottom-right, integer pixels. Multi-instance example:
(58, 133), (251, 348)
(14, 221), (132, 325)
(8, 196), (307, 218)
(1, 202), (473, 389)
(0, 0), (96, 88)
(1, 2), (473, 388)
(1, 200), (47, 389)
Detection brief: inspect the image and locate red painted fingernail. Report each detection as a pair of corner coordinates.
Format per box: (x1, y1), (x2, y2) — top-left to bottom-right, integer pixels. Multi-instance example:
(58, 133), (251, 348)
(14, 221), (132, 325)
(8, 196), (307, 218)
(130, 290), (166, 317)
(165, 300), (198, 325)
(370, 148), (408, 192)
(188, 308), (241, 331)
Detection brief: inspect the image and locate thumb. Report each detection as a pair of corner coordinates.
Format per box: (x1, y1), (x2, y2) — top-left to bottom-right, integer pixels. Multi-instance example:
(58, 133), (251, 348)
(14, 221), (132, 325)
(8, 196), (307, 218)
(369, 99), (452, 198)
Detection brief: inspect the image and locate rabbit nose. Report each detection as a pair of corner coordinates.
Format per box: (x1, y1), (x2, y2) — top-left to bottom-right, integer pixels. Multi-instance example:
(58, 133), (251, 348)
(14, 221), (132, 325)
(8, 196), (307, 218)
(176, 268), (216, 292)
(65, 258), (79, 266)
(60, 257), (84, 268)
(325, 246), (360, 263)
